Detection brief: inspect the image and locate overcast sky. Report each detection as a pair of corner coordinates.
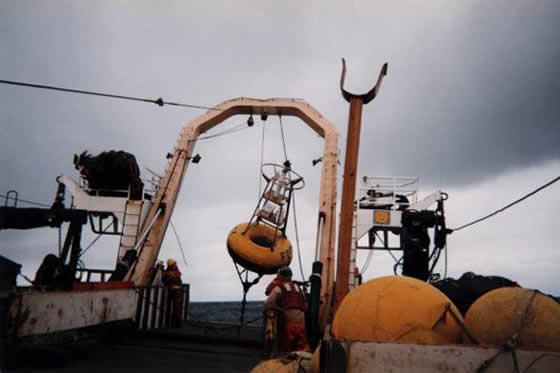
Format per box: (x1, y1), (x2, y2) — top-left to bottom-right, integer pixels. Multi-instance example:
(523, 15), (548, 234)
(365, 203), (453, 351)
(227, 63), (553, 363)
(1, 1), (559, 302)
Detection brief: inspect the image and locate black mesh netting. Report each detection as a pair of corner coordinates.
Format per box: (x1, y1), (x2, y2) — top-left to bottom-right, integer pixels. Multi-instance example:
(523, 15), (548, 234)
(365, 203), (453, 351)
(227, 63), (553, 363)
(433, 272), (520, 315)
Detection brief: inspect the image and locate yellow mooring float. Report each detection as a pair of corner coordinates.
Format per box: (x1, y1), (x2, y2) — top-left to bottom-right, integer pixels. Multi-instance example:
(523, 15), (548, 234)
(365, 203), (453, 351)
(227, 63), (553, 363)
(250, 353), (312, 373)
(332, 275), (465, 344)
(227, 222), (292, 275)
(227, 162), (303, 275)
(464, 287), (560, 351)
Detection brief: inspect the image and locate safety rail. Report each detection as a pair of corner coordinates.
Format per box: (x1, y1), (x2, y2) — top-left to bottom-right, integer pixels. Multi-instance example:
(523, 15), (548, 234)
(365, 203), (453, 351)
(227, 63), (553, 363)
(81, 268), (114, 282)
(78, 178), (152, 201)
(359, 176), (418, 209)
(142, 168), (161, 196)
(3, 190), (18, 207)
(135, 284), (190, 330)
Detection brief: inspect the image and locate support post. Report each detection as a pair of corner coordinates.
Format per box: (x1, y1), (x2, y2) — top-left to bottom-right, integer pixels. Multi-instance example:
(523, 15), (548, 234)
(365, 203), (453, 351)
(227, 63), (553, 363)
(334, 59), (388, 313)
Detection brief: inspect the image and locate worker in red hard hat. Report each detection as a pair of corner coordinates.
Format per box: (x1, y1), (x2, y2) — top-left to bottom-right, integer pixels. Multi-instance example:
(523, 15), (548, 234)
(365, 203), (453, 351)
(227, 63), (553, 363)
(264, 266), (310, 355)
(162, 258), (183, 328)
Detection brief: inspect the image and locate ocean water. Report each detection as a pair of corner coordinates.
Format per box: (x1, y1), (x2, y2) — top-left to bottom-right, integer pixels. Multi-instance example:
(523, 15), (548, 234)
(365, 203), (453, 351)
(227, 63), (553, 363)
(188, 301), (264, 326)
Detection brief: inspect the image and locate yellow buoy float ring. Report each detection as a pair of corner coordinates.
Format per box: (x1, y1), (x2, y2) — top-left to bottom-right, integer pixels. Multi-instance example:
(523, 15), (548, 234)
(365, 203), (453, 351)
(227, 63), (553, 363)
(464, 287), (560, 351)
(332, 276), (465, 345)
(227, 222), (292, 275)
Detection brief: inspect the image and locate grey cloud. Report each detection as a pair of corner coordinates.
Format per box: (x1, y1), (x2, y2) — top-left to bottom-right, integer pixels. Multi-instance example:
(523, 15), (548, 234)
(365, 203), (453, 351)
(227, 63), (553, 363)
(1, 1), (559, 299)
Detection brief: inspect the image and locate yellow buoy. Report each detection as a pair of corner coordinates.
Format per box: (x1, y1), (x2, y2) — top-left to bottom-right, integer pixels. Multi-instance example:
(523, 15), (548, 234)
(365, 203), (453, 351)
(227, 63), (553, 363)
(227, 222), (292, 275)
(250, 353), (312, 373)
(464, 287), (560, 351)
(250, 358), (298, 373)
(332, 276), (464, 344)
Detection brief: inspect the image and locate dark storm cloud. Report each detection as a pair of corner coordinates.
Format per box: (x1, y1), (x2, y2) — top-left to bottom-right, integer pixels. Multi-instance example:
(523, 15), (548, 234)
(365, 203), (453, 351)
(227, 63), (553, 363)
(1, 1), (559, 299)
(357, 2), (560, 188)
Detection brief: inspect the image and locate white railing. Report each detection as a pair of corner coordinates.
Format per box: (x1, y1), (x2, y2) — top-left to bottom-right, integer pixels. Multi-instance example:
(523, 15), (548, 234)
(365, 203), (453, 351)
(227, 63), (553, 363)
(358, 176), (419, 209)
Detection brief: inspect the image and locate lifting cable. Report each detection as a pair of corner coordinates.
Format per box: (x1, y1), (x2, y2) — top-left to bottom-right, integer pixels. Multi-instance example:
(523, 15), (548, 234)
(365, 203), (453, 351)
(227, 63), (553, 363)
(278, 115), (289, 162)
(359, 248), (374, 275)
(170, 220), (188, 267)
(278, 115), (306, 281)
(80, 222), (114, 258)
(197, 121), (251, 141)
(444, 243), (448, 279)
(375, 232), (400, 263)
(258, 119), (266, 197)
(0, 79), (221, 111)
(452, 175), (559, 232)
(360, 232), (400, 275)
(291, 193), (306, 282)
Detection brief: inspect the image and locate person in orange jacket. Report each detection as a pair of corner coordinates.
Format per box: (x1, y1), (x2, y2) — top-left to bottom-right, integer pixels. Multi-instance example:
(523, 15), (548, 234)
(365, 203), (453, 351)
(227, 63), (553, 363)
(265, 270), (289, 296)
(264, 266), (310, 354)
(162, 258), (183, 328)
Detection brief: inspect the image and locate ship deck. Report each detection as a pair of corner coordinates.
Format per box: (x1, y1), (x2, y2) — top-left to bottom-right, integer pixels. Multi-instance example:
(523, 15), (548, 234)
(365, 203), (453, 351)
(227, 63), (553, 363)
(9, 321), (264, 372)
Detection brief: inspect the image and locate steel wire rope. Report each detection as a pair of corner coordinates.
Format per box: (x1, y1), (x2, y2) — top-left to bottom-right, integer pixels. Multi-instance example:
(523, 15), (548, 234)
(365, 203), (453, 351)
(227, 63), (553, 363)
(58, 226), (62, 256)
(0, 79), (222, 111)
(0, 193), (51, 208)
(196, 121), (250, 141)
(80, 222), (114, 258)
(522, 353), (560, 373)
(278, 115), (306, 281)
(371, 232), (404, 275)
(359, 248), (374, 275)
(374, 231), (400, 263)
(17, 272), (35, 285)
(444, 243), (448, 279)
(452, 175), (560, 232)
(258, 119), (266, 198)
(170, 220), (188, 267)
(278, 115), (289, 162)
(291, 193), (306, 282)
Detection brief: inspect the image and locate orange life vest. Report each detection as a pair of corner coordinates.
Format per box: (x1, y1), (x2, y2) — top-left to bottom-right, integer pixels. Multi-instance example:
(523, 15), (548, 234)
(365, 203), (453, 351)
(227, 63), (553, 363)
(163, 264), (182, 290)
(278, 281), (306, 312)
(265, 277), (288, 296)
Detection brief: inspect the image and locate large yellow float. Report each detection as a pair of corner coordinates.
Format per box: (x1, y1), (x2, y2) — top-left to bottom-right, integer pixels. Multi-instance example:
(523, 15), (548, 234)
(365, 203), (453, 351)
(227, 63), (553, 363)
(332, 276), (465, 344)
(227, 222), (292, 275)
(464, 287), (560, 351)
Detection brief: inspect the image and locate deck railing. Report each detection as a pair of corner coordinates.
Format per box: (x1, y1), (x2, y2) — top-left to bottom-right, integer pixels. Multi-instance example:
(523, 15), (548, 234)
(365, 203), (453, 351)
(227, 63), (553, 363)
(135, 284), (190, 330)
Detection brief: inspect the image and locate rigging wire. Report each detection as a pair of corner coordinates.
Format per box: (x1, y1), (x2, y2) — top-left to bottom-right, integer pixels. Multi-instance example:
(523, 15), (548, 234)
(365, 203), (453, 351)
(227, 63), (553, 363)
(0, 193), (51, 208)
(359, 248), (374, 275)
(80, 222), (114, 258)
(277, 114), (305, 280)
(374, 231), (400, 263)
(58, 226), (62, 256)
(370, 232), (404, 275)
(170, 220), (188, 267)
(452, 175), (560, 232)
(291, 193), (306, 282)
(196, 121), (251, 141)
(0, 79), (221, 111)
(444, 243), (448, 279)
(17, 273), (35, 285)
(278, 115), (289, 162)
(258, 119), (266, 197)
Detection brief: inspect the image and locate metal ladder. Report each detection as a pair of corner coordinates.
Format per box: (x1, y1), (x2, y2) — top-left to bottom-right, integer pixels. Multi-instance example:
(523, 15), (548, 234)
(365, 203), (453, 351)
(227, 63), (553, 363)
(117, 200), (143, 263)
